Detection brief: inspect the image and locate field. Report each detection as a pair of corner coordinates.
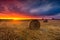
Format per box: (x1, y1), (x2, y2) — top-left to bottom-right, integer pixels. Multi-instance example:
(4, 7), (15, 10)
(0, 20), (60, 40)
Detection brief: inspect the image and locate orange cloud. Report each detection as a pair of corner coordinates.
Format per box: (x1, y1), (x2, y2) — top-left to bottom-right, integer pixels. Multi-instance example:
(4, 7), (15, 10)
(0, 12), (35, 20)
(0, 12), (43, 20)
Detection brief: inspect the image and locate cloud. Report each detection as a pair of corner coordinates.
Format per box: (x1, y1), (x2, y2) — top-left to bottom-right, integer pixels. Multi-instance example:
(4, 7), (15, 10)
(0, 0), (60, 17)
(29, 3), (53, 13)
(29, 3), (54, 16)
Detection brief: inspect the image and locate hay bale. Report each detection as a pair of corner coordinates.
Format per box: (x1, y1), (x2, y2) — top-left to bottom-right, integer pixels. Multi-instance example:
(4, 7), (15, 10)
(43, 19), (48, 23)
(52, 18), (55, 20)
(29, 20), (40, 30)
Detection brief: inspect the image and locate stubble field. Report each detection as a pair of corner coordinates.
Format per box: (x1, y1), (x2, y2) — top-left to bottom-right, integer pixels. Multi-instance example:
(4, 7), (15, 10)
(0, 20), (60, 40)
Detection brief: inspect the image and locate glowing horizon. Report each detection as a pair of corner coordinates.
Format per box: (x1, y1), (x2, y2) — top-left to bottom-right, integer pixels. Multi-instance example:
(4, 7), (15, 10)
(0, 12), (43, 20)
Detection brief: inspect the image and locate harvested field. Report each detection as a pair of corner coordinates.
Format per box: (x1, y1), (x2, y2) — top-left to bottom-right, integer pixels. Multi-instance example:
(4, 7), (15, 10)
(0, 20), (60, 40)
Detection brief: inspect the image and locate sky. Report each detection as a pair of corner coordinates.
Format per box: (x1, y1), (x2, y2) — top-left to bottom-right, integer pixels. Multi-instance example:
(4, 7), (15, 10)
(0, 0), (60, 19)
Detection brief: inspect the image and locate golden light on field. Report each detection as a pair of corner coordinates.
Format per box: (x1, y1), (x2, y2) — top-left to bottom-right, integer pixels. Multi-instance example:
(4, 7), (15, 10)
(8, 20), (22, 24)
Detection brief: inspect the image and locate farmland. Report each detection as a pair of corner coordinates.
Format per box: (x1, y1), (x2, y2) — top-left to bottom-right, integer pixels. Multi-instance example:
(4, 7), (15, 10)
(0, 20), (60, 40)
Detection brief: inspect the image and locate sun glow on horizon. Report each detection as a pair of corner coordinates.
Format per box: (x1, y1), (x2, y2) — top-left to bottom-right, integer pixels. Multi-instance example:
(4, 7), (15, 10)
(0, 18), (43, 20)
(0, 18), (31, 20)
(0, 12), (43, 20)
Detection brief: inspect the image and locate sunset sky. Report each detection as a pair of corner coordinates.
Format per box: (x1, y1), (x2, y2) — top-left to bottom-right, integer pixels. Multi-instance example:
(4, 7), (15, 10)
(0, 0), (60, 19)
